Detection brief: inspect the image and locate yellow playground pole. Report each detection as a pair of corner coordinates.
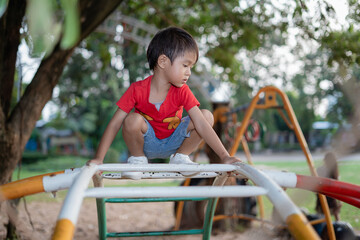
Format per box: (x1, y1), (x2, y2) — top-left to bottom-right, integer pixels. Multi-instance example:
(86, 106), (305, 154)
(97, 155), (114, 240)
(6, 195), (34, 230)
(0, 171), (64, 201)
(229, 86), (335, 240)
(0, 168), (80, 202)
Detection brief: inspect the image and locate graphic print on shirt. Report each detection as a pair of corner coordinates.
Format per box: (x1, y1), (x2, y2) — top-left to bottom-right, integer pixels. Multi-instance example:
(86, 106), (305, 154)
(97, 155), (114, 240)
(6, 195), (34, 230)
(140, 112), (153, 121)
(140, 111), (180, 130)
(163, 111), (180, 130)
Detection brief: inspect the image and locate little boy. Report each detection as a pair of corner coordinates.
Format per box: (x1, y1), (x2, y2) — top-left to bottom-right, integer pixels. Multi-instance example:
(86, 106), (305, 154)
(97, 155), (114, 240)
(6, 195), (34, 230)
(88, 27), (241, 176)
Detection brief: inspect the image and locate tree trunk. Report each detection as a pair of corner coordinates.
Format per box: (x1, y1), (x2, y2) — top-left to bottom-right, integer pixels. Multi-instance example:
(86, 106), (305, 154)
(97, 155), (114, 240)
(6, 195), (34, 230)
(0, 0), (27, 185)
(0, 0), (124, 184)
(0, 0), (123, 237)
(0, 0), (26, 117)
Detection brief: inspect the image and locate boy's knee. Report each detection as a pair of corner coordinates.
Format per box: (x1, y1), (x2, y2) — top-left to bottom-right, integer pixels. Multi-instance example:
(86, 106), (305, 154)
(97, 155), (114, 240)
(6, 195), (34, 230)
(201, 109), (214, 126)
(123, 113), (145, 132)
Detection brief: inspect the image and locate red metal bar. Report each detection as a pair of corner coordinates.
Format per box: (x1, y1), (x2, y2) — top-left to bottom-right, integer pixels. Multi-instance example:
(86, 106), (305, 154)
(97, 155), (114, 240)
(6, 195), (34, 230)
(296, 175), (360, 199)
(318, 191), (360, 208)
(296, 174), (360, 208)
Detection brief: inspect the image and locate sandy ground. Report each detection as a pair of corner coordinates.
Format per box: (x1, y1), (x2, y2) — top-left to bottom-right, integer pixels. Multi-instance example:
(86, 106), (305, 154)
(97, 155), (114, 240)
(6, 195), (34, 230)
(1, 199), (273, 240)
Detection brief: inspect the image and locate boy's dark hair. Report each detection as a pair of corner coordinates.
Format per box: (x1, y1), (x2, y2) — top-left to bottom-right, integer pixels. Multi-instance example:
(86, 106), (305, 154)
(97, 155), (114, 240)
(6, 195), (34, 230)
(147, 27), (199, 70)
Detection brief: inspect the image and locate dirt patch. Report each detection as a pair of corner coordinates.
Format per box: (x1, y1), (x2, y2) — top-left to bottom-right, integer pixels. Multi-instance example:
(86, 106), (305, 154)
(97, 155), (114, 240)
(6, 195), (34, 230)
(1, 200), (272, 240)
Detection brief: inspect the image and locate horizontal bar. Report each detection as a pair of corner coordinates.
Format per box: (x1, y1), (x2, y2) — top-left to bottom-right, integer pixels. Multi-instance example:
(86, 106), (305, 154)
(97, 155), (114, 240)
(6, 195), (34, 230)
(105, 197), (210, 203)
(107, 229), (204, 237)
(85, 185), (267, 199)
(96, 163), (237, 173)
(43, 170), (80, 192)
(296, 174), (360, 198)
(102, 171), (223, 179)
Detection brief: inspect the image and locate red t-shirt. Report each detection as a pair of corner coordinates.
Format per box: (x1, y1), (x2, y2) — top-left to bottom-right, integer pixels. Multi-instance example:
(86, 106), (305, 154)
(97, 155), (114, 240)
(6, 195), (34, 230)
(117, 75), (200, 139)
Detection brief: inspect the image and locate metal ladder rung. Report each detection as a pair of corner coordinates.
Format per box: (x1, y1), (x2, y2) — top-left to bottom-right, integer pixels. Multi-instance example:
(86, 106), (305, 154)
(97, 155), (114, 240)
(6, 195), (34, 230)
(107, 229), (204, 238)
(97, 197), (218, 239)
(105, 197), (210, 203)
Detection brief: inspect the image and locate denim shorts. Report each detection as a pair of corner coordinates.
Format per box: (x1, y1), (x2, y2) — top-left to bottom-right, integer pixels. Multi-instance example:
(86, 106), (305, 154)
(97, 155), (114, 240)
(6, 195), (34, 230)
(143, 116), (191, 159)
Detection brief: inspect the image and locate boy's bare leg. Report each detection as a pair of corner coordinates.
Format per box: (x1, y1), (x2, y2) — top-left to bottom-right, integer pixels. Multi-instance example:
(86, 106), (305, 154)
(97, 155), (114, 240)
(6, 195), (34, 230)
(122, 112), (148, 156)
(176, 109), (214, 155)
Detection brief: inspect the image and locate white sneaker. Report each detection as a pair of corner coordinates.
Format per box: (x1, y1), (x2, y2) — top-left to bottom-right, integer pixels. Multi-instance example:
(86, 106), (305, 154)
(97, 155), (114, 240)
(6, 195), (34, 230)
(128, 156), (148, 164)
(169, 153), (198, 176)
(169, 153), (197, 164)
(122, 156), (148, 180)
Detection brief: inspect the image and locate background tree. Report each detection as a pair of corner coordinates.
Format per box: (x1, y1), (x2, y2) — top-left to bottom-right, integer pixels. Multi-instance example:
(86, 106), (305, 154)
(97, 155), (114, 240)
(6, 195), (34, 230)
(0, 1), (127, 237)
(0, 0), (125, 185)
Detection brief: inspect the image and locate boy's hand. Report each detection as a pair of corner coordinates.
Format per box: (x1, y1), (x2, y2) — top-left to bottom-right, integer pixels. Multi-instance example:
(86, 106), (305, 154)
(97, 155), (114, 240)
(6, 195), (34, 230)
(86, 158), (103, 166)
(222, 156), (242, 164)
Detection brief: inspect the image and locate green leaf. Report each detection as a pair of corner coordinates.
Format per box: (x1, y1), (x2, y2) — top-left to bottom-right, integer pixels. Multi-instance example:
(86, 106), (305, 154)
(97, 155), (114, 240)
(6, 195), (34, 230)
(26, 0), (61, 57)
(0, 0), (8, 18)
(60, 0), (80, 49)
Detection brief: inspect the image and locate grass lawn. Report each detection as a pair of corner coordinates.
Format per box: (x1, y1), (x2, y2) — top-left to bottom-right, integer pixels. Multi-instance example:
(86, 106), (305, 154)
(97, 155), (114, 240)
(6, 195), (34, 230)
(11, 155), (360, 231)
(13, 155), (89, 179)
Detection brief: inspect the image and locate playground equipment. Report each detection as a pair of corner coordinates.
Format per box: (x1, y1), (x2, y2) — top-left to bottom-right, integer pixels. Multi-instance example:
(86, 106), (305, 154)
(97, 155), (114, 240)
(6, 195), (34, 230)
(1, 86), (359, 239)
(1, 162), (360, 239)
(228, 86), (337, 238)
(181, 86), (355, 240)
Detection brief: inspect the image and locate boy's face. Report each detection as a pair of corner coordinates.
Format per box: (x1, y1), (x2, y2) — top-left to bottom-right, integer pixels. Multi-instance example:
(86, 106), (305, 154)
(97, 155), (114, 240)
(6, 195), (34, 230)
(164, 51), (197, 88)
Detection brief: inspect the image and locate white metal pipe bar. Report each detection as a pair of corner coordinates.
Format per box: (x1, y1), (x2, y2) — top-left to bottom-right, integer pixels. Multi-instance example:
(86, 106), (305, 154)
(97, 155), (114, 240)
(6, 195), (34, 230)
(41, 165), (297, 193)
(84, 185), (267, 199)
(43, 171), (80, 192)
(57, 165), (99, 224)
(261, 170), (297, 188)
(102, 171), (223, 179)
(233, 163), (301, 222)
(51, 163), (317, 240)
(97, 163), (237, 172)
(99, 165), (297, 188)
(98, 164), (298, 188)
(64, 168), (82, 174)
(53, 164), (301, 225)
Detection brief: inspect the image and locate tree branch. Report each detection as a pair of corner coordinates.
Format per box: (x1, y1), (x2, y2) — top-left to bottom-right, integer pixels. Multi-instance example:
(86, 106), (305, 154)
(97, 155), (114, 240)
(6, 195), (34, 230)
(0, 0), (26, 117)
(7, 0), (124, 149)
(144, 1), (177, 26)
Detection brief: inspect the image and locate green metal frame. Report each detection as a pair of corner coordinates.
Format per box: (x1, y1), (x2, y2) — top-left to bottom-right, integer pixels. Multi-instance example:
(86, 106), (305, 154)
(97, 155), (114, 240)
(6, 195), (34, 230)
(96, 197), (219, 240)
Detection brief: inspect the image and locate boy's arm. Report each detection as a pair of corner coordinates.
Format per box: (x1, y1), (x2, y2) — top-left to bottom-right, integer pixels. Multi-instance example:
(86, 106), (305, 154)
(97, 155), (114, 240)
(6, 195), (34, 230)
(188, 106), (241, 163)
(87, 108), (128, 165)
